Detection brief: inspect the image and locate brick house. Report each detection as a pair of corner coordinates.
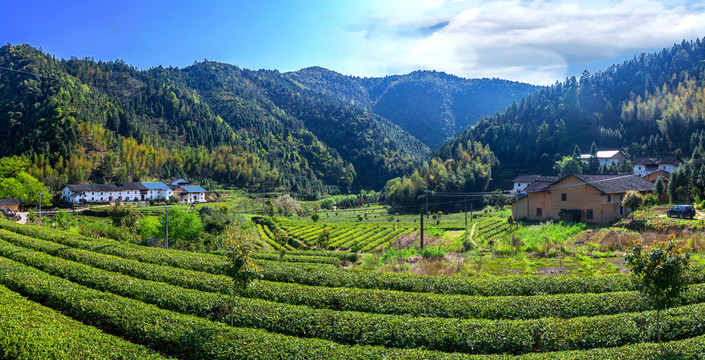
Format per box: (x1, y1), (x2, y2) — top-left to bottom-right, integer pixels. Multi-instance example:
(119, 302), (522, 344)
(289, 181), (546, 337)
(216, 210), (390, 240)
(512, 174), (654, 223)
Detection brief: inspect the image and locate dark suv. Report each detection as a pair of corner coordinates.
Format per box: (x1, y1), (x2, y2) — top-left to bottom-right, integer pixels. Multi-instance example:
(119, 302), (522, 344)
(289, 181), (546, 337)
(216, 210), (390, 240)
(667, 205), (696, 219)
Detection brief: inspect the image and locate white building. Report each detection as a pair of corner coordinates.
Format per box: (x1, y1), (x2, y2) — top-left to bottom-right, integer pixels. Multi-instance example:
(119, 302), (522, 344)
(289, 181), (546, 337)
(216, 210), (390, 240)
(173, 185), (209, 203)
(62, 183), (146, 204)
(633, 156), (682, 176)
(512, 175), (557, 193)
(579, 150), (627, 167)
(142, 182), (173, 200)
(512, 175), (541, 193)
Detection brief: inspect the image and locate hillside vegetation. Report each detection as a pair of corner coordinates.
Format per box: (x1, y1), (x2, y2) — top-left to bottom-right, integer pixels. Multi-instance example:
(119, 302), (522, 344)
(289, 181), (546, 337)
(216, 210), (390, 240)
(469, 38), (705, 177)
(289, 67), (540, 148)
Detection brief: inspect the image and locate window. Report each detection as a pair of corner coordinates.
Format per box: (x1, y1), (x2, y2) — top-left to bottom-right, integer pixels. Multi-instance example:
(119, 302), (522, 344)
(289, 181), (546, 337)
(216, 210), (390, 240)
(536, 208), (542, 217)
(561, 193), (567, 201)
(607, 195), (611, 202)
(586, 209), (593, 220)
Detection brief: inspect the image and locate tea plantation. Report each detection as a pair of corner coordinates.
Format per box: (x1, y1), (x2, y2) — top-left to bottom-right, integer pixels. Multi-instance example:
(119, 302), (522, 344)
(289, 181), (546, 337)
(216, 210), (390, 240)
(2, 218), (705, 359)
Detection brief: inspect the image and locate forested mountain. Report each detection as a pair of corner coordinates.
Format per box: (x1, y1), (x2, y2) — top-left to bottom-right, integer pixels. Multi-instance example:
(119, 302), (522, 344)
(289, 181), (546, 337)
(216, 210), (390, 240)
(0, 44), (431, 196)
(467, 38), (705, 179)
(288, 67), (540, 148)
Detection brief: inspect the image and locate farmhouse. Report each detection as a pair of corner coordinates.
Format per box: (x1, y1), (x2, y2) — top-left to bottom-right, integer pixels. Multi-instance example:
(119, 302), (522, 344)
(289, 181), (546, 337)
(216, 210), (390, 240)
(513, 174), (654, 223)
(172, 185), (209, 203)
(579, 150), (627, 166)
(141, 182), (174, 200)
(62, 184), (141, 204)
(633, 155), (682, 175)
(0, 199), (20, 212)
(512, 175), (556, 193)
(62, 182), (175, 204)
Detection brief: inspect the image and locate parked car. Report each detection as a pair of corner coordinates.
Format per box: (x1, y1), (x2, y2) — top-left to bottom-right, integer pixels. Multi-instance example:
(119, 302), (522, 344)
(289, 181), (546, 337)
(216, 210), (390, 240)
(667, 205), (696, 219)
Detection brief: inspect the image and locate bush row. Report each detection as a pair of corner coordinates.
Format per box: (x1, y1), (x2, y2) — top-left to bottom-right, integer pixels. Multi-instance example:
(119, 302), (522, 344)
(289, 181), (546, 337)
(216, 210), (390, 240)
(0, 284), (170, 360)
(0, 230), (234, 294)
(252, 252), (341, 266)
(0, 256), (488, 360)
(5, 251), (705, 355)
(361, 228), (413, 252)
(9, 229), (705, 323)
(255, 224), (281, 251)
(286, 249), (359, 262)
(6, 221), (705, 297)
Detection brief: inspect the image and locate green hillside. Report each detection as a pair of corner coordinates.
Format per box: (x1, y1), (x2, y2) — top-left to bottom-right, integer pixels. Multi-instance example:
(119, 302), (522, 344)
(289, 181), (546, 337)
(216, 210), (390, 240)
(288, 67), (540, 148)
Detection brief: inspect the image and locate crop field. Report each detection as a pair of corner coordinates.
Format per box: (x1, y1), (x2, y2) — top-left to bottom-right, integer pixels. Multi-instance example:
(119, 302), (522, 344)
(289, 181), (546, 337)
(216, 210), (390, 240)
(274, 220), (417, 252)
(2, 219), (705, 358)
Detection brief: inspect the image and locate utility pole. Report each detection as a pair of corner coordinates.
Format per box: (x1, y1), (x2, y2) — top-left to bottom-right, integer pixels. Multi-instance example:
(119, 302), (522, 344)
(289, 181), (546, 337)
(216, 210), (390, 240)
(419, 208), (424, 250)
(38, 192), (43, 224)
(425, 191), (429, 215)
(515, 191), (519, 231)
(464, 197), (468, 228)
(164, 206), (169, 250)
(262, 185), (265, 216)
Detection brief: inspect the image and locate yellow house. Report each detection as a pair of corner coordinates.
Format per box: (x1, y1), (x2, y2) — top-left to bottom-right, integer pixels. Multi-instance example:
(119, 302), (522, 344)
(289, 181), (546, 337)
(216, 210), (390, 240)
(0, 199), (20, 212)
(513, 174), (654, 223)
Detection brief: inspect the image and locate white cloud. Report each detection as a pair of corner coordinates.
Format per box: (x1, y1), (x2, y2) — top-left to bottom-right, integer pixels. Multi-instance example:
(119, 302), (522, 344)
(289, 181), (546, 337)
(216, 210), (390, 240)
(335, 0), (705, 85)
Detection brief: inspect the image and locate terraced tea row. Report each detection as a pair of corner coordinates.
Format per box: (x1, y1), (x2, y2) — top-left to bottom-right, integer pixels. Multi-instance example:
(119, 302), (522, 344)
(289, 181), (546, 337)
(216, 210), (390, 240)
(474, 218), (513, 245)
(0, 256), (474, 360)
(0, 284), (171, 360)
(2, 228), (690, 321)
(6, 240), (705, 355)
(0, 223), (650, 296)
(277, 221), (417, 251)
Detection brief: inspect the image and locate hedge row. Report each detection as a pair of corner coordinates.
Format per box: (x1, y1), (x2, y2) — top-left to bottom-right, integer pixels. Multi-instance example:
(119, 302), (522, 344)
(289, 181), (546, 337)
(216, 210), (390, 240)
(8, 229), (705, 323)
(251, 252), (341, 266)
(0, 223), (635, 296)
(0, 256), (485, 360)
(0, 230), (234, 294)
(5, 252), (705, 355)
(361, 228), (413, 252)
(286, 249), (359, 262)
(6, 221), (705, 297)
(0, 284), (171, 360)
(245, 279), (705, 320)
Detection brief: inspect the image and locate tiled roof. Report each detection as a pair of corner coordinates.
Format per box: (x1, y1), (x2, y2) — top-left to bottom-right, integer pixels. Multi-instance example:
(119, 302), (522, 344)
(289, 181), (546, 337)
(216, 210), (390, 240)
(171, 178), (190, 186)
(141, 182), (171, 190)
(66, 182), (146, 192)
(633, 156), (681, 165)
(67, 184), (121, 192)
(121, 182), (148, 191)
(0, 199), (20, 205)
(568, 174), (654, 194)
(513, 175), (541, 183)
(179, 186), (208, 193)
(579, 150), (624, 159)
(524, 177), (557, 192)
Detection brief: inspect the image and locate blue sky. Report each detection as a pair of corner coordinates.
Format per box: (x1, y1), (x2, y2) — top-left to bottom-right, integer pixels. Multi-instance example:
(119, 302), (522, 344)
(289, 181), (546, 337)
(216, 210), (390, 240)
(4, 0), (705, 85)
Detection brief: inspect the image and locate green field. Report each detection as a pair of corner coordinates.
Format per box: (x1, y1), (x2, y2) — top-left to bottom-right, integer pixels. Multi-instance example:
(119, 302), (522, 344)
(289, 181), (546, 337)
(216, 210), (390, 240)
(2, 217), (705, 358)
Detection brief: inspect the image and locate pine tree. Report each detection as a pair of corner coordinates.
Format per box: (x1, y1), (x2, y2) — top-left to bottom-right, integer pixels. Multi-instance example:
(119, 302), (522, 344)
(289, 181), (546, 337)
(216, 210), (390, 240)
(572, 144), (581, 159)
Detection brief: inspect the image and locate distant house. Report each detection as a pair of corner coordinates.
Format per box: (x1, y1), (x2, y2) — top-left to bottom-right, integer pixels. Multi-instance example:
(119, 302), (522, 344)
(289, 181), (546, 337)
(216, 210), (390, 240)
(642, 169), (671, 183)
(0, 199), (20, 212)
(173, 185), (209, 203)
(62, 182), (174, 204)
(141, 182), (173, 200)
(171, 178), (190, 187)
(633, 156), (682, 175)
(512, 174), (654, 223)
(579, 150), (627, 166)
(512, 175), (557, 193)
(62, 183), (144, 204)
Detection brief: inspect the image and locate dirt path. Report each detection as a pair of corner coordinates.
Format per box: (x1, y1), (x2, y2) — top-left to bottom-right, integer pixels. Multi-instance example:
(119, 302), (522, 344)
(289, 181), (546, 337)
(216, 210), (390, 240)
(467, 222), (479, 248)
